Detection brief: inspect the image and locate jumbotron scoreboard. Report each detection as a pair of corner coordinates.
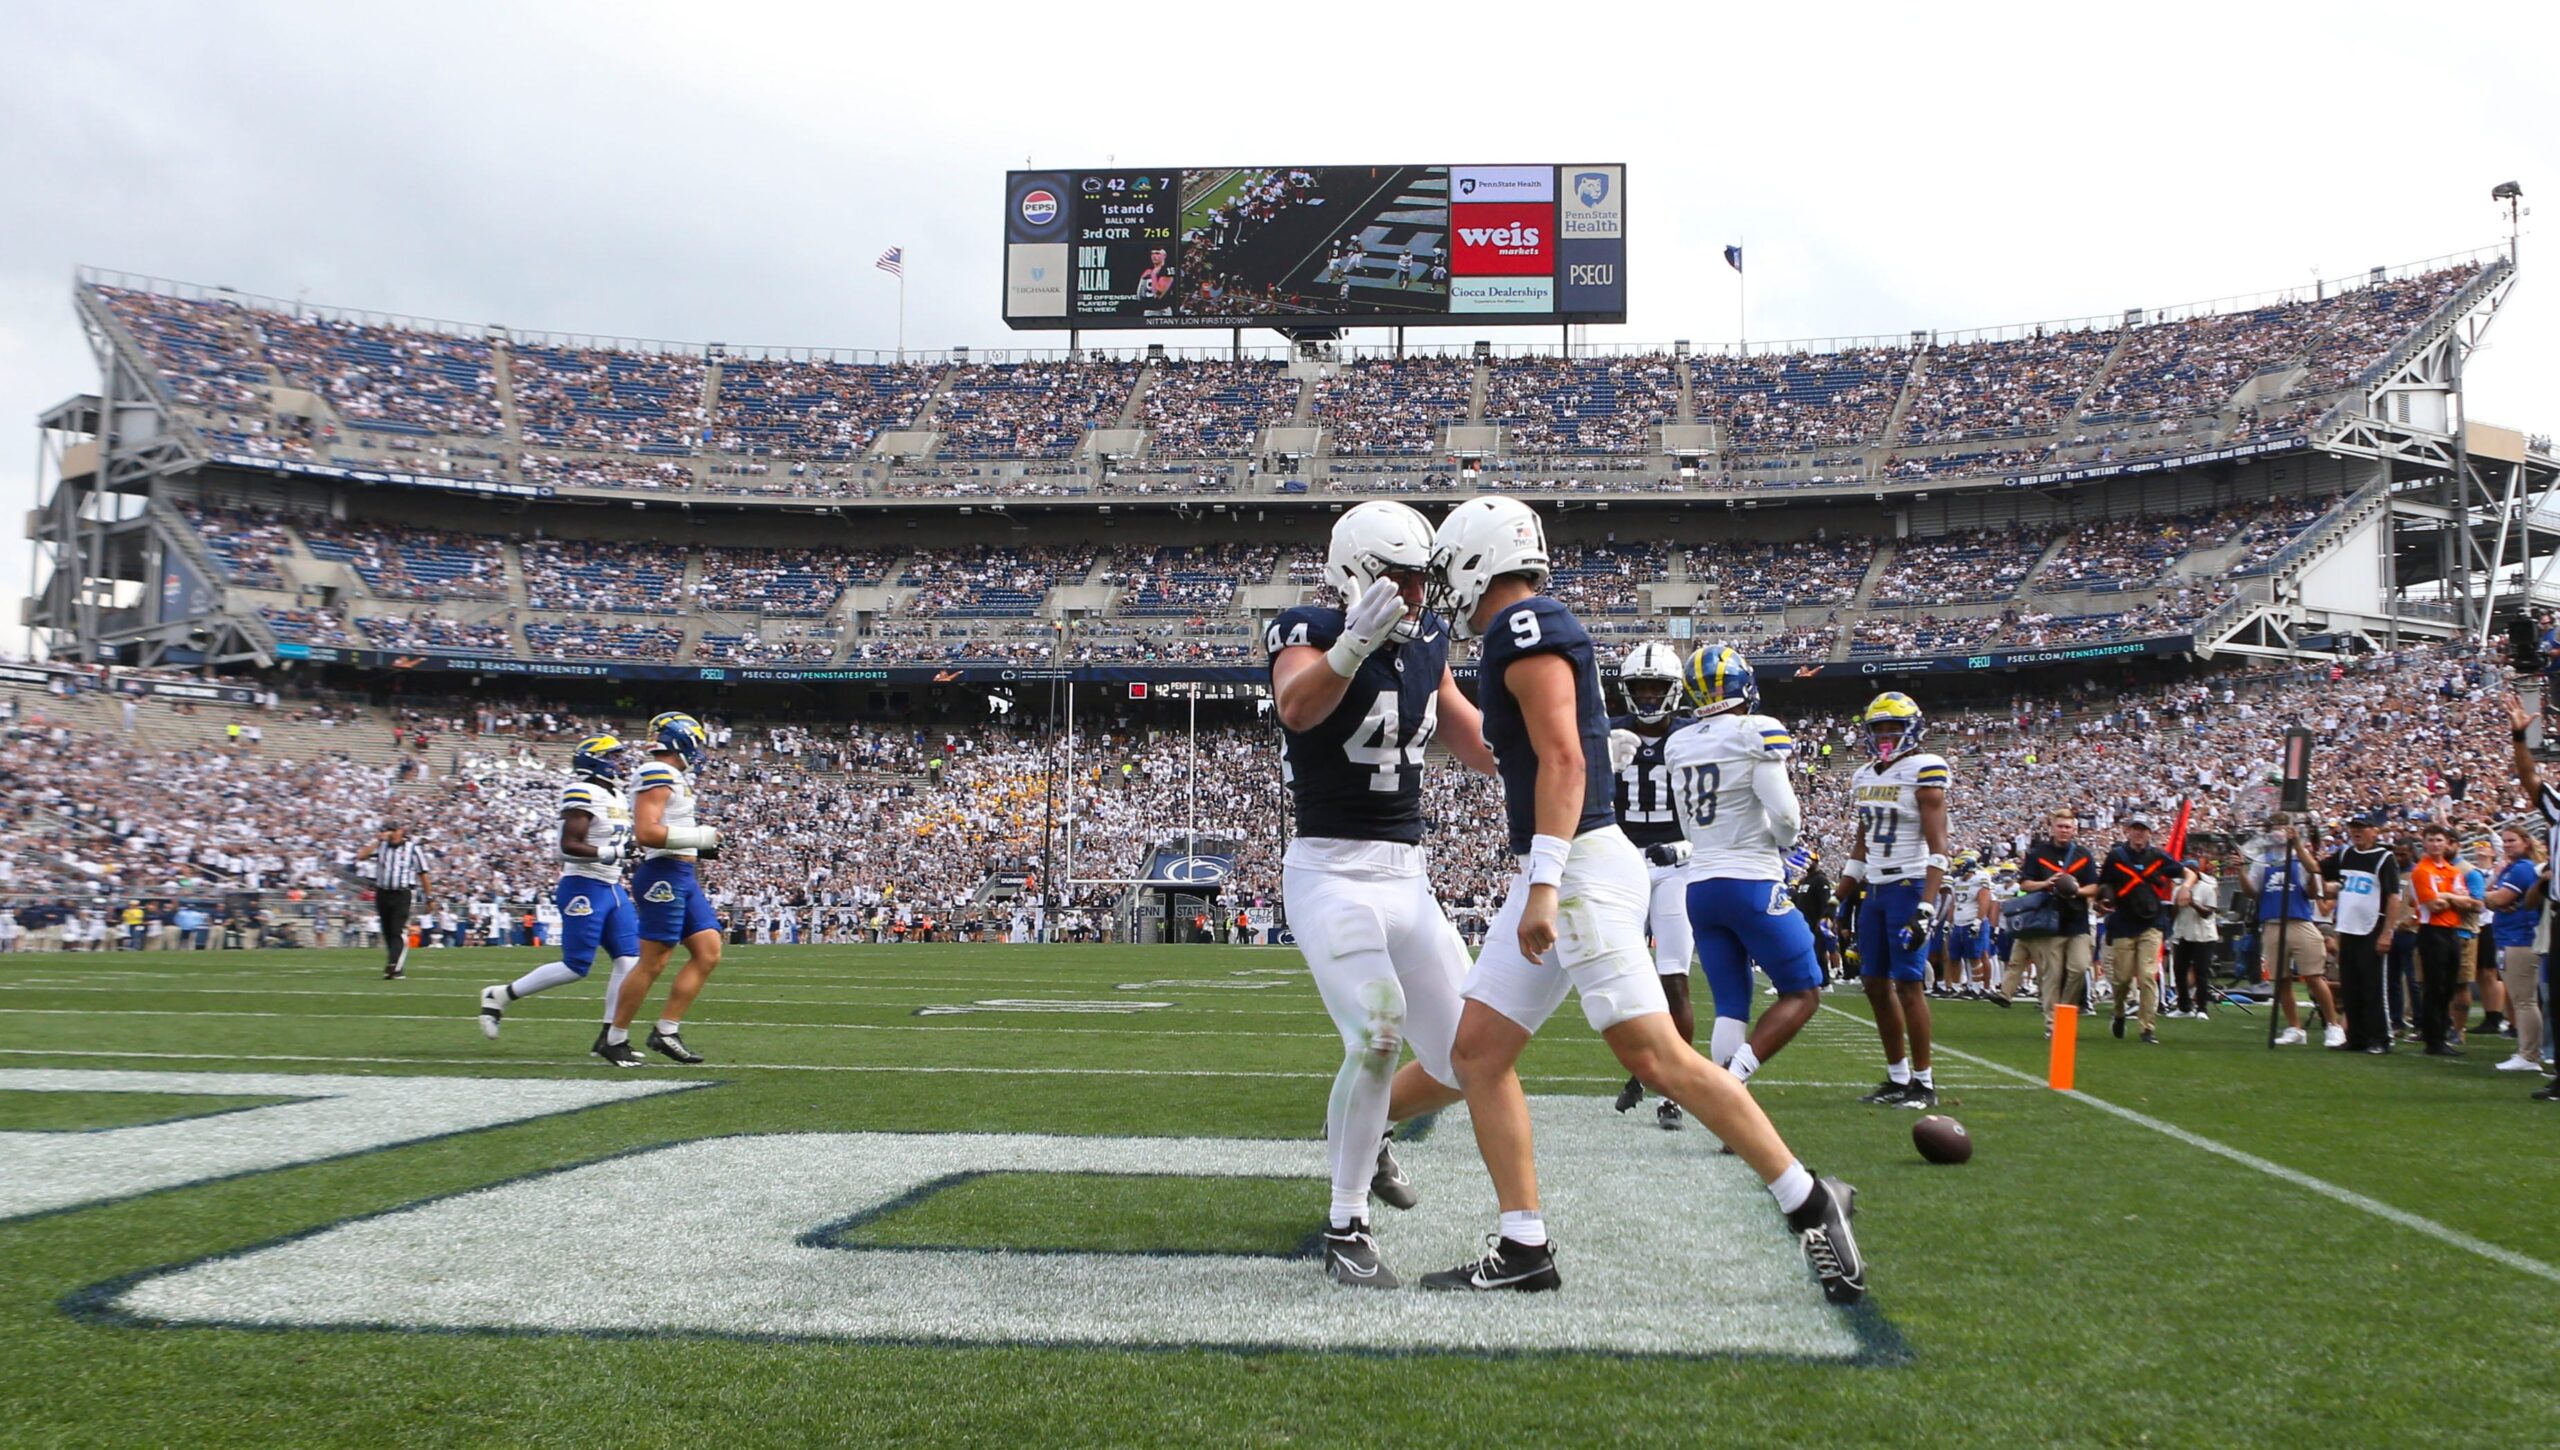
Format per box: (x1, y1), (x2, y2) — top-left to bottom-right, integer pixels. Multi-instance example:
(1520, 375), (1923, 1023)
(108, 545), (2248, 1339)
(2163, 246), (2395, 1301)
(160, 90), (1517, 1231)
(1002, 164), (1626, 330)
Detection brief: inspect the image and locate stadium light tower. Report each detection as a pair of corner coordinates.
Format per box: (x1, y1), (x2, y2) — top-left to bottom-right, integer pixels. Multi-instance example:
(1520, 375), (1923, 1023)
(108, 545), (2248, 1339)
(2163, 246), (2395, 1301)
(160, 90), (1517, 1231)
(2492, 181), (2524, 261)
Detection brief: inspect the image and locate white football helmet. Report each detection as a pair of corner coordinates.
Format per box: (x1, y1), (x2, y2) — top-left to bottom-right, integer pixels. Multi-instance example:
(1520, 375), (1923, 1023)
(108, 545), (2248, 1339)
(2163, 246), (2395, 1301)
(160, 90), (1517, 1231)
(1428, 497), (1551, 639)
(1323, 501), (1434, 641)
(1617, 641), (1683, 724)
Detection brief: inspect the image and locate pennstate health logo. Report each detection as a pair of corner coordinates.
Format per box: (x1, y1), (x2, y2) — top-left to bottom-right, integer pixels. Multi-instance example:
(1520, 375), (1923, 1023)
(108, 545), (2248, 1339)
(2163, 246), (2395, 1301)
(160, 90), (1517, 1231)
(1574, 171), (1611, 207)
(644, 881), (678, 903)
(1019, 189), (1058, 227)
(563, 896), (594, 917)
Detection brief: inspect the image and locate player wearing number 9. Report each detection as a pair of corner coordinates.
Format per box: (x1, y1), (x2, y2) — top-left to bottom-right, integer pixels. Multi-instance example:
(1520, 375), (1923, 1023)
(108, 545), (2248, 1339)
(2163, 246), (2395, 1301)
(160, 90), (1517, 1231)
(1415, 497), (1864, 1304)
(1265, 501), (1498, 1290)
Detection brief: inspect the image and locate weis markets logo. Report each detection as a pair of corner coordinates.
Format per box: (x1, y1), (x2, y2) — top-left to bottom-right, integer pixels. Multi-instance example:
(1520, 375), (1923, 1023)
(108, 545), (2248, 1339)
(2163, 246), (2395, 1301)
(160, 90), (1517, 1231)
(1019, 189), (1059, 227)
(1456, 220), (1543, 254)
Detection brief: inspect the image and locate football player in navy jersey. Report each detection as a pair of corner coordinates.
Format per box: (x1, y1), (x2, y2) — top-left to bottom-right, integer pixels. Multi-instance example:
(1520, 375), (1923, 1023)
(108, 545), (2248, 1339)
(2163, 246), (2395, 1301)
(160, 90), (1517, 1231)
(1418, 497), (1864, 1304)
(1604, 641), (1698, 1130)
(1266, 501), (1498, 1289)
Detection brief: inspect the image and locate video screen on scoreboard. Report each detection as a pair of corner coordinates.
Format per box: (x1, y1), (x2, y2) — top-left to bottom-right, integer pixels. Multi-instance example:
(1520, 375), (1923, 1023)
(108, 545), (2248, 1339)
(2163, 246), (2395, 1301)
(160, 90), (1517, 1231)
(1002, 164), (1625, 330)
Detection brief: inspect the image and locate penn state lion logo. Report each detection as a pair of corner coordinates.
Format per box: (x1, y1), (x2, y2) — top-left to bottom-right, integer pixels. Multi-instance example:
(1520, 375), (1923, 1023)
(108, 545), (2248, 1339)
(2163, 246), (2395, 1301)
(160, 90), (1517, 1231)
(1574, 171), (1611, 207)
(563, 896), (594, 917)
(644, 882), (678, 903)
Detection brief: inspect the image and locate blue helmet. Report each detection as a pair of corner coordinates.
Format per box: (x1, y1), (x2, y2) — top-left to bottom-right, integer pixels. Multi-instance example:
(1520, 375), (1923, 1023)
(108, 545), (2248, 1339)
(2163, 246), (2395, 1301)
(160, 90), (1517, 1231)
(569, 734), (627, 782)
(1683, 644), (1759, 717)
(647, 711), (709, 769)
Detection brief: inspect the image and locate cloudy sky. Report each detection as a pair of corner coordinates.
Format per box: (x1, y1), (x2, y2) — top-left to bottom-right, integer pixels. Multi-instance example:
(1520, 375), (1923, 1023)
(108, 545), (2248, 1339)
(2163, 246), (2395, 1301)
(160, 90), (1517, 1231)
(0, 0), (2547, 646)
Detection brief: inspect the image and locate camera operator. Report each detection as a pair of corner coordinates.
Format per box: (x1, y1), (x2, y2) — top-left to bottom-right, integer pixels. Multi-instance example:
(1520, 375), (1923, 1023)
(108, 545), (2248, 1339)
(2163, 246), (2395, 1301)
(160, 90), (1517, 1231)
(2168, 854), (2220, 1017)
(2324, 813), (2404, 1053)
(2256, 813), (2337, 1047)
(2016, 810), (2098, 1037)
(2099, 816), (2186, 1043)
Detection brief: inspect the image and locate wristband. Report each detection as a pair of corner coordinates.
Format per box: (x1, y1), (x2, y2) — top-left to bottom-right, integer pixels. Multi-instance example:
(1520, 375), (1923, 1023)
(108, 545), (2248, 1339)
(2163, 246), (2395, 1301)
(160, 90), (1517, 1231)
(1323, 638), (1368, 679)
(1841, 859), (1868, 883)
(2516, 727), (2531, 743)
(1923, 853), (1949, 872)
(1526, 834), (1571, 888)
(662, 825), (720, 851)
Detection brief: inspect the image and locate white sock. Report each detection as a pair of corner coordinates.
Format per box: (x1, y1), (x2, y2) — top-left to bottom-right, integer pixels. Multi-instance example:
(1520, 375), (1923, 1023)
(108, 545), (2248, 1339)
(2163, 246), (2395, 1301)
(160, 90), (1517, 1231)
(505, 961), (584, 1001)
(600, 955), (638, 1024)
(1729, 1044), (1762, 1084)
(1914, 1065), (1934, 1087)
(656, 1018), (682, 1037)
(1498, 1209), (1547, 1247)
(1768, 1162), (1814, 1215)
(1709, 1015), (1748, 1067)
(604, 1025), (629, 1046)
(1886, 1059), (1911, 1085)
(1330, 1197), (1367, 1231)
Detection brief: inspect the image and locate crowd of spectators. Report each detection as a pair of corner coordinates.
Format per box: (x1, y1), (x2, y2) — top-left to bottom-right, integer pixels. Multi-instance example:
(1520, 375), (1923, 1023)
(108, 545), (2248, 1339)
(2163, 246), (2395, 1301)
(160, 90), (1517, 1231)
(520, 618), (684, 662)
(301, 519), (508, 600)
(175, 503), (292, 588)
(1484, 356), (1680, 454)
(1310, 357), (1473, 455)
(1104, 544), (1277, 618)
(1685, 537), (1874, 611)
(1544, 543), (1668, 616)
(1871, 527), (2054, 605)
(898, 546), (1096, 617)
(1697, 346), (1913, 453)
(355, 612), (513, 654)
(935, 361), (1139, 459)
(694, 547), (889, 618)
(520, 539), (679, 614)
(1898, 329), (2118, 443)
(712, 358), (938, 458)
(1136, 361), (1301, 458)
(250, 311), (503, 437)
(257, 607), (357, 647)
(509, 343), (708, 454)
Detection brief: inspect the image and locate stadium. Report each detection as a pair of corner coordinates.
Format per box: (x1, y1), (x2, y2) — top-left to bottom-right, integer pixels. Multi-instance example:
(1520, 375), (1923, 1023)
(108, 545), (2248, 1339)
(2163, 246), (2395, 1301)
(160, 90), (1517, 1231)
(6, 23), (2558, 1445)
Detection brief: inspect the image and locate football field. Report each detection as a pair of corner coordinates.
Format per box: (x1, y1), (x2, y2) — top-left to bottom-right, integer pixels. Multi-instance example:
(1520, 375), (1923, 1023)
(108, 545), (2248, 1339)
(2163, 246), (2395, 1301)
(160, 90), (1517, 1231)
(3, 944), (2553, 1447)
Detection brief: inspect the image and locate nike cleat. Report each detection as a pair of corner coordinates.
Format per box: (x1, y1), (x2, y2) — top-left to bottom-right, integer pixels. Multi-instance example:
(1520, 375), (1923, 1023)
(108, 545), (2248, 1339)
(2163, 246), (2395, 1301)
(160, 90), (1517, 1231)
(1321, 1220), (1399, 1289)
(1857, 1079), (1909, 1106)
(647, 1027), (704, 1065)
(1613, 1075), (1645, 1114)
(1370, 1139), (1417, 1211)
(591, 1027), (646, 1069)
(1897, 1083), (1939, 1110)
(477, 985), (506, 1040)
(1787, 1176), (1866, 1306)
(1420, 1234), (1560, 1293)
(1656, 1100), (1684, 1132)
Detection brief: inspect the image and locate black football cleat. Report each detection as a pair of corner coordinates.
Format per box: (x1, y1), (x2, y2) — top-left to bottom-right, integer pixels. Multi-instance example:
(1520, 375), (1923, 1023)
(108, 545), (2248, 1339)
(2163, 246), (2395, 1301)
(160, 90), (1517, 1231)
(1370, 1140), (1417, 1211)
(647, 1027), (704, 1065)
(591, 1027), (646, 1069)
(1320, 1220), (1398, 1289)
(1656, 1100), (1684, 1132)
(1897, 1083), (1939, 1110)
(1787, 1176), (1866, 1306)
(1613, 1075), (1645, 1114)
(1420, 1234), (1560, 1293)
(1857, 1079), (1909, 1106)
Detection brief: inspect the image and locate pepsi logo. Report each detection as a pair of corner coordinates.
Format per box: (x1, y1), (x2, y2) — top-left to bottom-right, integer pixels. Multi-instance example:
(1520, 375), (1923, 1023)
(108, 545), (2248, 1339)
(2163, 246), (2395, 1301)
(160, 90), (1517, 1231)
(1020, 189), (1059, 226)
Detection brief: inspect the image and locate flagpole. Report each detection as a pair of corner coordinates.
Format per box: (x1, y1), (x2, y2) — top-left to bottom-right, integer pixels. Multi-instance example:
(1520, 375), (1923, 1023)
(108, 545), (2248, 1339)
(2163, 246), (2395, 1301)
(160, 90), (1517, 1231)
(898, 267), (906, 365)
(1737, 234), (1747, 355)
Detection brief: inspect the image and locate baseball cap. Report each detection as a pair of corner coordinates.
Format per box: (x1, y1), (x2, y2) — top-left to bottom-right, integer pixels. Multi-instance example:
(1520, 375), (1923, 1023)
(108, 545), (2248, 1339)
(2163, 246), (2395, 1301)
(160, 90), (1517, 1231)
(2122, 815), (2151, 830)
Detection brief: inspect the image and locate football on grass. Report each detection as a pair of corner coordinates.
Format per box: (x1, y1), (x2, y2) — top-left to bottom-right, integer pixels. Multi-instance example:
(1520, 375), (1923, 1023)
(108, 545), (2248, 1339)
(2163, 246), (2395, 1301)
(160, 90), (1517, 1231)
(1913, 1114), (1972, 1165)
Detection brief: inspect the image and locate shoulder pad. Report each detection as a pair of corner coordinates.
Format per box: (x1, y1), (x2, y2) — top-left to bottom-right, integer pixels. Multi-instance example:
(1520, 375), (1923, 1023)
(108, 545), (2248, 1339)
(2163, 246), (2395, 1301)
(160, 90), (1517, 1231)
(634, 762), (679, 790)
(1263, 607), (1341, 657)
(1748, 715), (1796, 759)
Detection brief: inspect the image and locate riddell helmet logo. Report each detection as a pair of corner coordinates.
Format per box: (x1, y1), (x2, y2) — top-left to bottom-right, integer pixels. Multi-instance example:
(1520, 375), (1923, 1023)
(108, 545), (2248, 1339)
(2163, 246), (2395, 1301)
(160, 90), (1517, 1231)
(1456, 222), (1542, 251)
(1020, 190), (1059, 226)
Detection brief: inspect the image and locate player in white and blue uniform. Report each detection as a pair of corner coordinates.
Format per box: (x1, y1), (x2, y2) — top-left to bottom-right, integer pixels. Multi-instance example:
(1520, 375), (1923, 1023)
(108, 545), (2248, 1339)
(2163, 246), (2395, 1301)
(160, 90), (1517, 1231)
(1606, 640), (1701, 1129)
(477, 735), (638, 1043)
(1836, 692), (1949, 1109)
(1944, 852), (1999, 999)
(596, 712), (724, 1068)
(1416, 497), (1862, 1304)
(1664, 645), (1824, 1090)
(1268, 502), (1495, 1290)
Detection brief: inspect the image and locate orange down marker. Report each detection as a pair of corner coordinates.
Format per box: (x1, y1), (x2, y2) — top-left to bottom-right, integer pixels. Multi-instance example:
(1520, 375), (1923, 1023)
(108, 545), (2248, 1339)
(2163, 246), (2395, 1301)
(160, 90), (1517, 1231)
(2049, 1005), (2078, 1090)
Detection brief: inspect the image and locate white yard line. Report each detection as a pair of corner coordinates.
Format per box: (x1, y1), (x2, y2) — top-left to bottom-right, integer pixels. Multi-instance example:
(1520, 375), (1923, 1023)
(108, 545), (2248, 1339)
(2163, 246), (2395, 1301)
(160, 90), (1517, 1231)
(1815, 1003), (2560, 1287)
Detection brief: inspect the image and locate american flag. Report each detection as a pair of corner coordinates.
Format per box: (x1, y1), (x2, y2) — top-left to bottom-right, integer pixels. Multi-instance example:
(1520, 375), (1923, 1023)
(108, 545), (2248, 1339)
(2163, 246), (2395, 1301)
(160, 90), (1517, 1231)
(875, 246), (904, 278)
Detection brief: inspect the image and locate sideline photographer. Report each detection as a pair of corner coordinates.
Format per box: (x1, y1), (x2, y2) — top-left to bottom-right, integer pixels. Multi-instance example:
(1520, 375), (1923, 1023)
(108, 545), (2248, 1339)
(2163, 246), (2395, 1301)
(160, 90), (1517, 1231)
(2014, 811), (2098, 1038)
(2255, 813), (2337, 1047)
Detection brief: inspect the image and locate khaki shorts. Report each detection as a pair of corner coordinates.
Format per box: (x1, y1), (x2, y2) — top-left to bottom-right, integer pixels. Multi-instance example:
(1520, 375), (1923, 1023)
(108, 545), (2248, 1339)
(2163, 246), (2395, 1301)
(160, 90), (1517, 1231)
(2260, 920), (2326, 980)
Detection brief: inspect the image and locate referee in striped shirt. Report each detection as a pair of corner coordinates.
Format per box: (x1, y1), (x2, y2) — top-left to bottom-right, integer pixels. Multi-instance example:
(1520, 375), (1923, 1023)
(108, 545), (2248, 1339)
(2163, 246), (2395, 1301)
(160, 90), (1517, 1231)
(373, 826), (430, 979)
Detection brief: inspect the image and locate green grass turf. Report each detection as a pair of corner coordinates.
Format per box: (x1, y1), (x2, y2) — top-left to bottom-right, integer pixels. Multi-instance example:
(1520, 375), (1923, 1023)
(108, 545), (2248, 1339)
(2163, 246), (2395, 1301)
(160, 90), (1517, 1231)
(3, 943), (2556, 1447)
(830, 1172), (1320, 1257)
(0, 1091), (294, 1132)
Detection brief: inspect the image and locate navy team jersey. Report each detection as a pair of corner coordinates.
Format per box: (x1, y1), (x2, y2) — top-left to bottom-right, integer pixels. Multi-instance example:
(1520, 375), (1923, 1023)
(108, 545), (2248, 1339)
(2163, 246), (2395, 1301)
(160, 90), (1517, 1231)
(1263, 604), (1449, 843)
(1608, 713), (1681, 849)
(1476, 595), (1616, 856)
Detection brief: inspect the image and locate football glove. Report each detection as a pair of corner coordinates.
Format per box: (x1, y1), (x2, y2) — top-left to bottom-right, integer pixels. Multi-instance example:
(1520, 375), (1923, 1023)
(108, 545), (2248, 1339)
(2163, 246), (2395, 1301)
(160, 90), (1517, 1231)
(1325, 578), (1408, 678)
(1898, 899), (1938, 953)
(590, 841), (622, 865)
(1644, 840), (1692, 869)
(1607, 729), (1642, 773)
(695, 843), (721, 862)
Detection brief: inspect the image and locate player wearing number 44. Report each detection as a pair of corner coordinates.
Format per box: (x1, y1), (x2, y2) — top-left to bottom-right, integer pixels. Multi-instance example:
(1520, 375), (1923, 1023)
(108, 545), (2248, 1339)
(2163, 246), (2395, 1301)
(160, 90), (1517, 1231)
(1417, 496), (1864, 1305)
(1263, 501), (1497, 1291)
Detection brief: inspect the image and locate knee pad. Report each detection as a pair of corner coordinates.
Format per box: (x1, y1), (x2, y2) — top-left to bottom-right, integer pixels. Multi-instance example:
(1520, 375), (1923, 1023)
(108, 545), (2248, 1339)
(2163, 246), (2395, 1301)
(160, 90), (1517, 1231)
(1351, 975), (1407, 1065)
